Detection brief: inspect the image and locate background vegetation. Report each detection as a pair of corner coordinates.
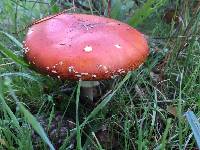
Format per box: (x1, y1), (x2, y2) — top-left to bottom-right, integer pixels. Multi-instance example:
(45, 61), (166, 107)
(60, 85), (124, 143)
(0, 0), (199, 149)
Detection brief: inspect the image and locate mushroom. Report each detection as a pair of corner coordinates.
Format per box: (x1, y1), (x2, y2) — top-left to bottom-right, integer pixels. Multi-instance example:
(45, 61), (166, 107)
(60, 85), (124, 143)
(23, 13), (149, 101)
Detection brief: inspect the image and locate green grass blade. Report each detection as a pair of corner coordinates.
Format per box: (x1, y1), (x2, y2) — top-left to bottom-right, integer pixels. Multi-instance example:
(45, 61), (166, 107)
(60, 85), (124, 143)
(183, 60), (200, 92)
(161, 118), (172, 149)
(47, 105), (55, 130)
(91, 132), (104, 150)
(110, 0), (122, 19)
(185, 111), (200, 149)
(76, 81), (82, 150)
(0, 72), (39, 82)
(0, 31), (23, 48)
(50, 0), (60, 14)
(19, 104), (55, 150)
(0, 42), (29, 67)
(0, 95), (20, 130)
(178, 72), (183, 148)
(127, 0), (167, 27)
(138, 107), (148, 150)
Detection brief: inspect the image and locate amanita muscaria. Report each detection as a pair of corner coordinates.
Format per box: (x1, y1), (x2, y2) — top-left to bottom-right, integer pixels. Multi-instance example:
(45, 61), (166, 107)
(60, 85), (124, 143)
(23, 13), (149, 100)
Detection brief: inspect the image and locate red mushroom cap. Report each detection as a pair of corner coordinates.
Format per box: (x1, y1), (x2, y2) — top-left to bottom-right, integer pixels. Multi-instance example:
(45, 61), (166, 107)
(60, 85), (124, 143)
(24, 13), (149, 80)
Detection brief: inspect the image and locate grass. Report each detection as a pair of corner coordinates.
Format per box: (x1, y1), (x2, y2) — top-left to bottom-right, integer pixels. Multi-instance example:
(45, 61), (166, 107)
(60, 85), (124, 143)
(0, 0), (200, 149)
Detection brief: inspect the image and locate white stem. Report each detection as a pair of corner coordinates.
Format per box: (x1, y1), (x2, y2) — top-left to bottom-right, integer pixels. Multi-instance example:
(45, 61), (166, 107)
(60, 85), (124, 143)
(80, 81), (100, 101)
(80, 81), (99, 88)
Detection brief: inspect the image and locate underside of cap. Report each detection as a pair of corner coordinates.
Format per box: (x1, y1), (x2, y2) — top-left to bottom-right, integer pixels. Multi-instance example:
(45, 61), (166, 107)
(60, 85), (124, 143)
(24, 13), (149, 80)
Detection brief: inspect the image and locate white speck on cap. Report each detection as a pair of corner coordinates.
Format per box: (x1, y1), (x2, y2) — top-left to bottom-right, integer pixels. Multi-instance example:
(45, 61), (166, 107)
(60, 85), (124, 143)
(75, 74), (82, 78)
(103, 66), (107, 70)
(59, 61), (63, 65)
(92, 75), (97, 78)
(117, 69), (124, 73)
(81, 73), (89, 75)
(97, 65), (108, 73)
(111, 75), (119, 79)
(52, 70), (57, 74)
(115, 44), (121, 49)
(24, 47), (30, 53)
(97, 65), (103, 68)
(138, 63), (144, 68)
(84, 46), (93, 52)
(27, 29), (34, 35)
(68, 66), (75, 73)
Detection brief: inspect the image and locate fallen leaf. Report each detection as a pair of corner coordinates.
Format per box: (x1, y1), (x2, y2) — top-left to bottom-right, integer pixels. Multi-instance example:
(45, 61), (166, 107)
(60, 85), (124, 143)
(163, 8), (182, 25)
(167, 105), (177, 117)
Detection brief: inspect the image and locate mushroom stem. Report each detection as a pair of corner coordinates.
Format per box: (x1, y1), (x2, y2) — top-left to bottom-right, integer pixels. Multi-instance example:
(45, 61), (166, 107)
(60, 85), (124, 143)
(80, 81), (100, 101)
